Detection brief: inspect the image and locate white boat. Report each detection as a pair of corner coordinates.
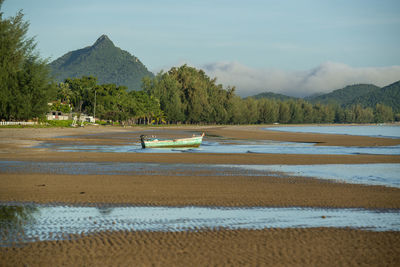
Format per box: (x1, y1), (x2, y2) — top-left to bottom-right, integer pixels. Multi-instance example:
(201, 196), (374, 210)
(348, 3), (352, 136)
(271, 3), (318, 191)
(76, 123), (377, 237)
(140, 133), (205, 148)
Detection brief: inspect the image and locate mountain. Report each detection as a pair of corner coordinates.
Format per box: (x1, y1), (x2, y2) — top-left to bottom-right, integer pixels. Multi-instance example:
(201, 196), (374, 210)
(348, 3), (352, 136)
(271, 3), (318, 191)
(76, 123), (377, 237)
(352, 81), (400, 113)
(250, 81), (400, 113)
(49, 34), (153, 90)
(305, 82), (400, 112)
(250, 91), (298, 101)
(305, 84), (380, 106)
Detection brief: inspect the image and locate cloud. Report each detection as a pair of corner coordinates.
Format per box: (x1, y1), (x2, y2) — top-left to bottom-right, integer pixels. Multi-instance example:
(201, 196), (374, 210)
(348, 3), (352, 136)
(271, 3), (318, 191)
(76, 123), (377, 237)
(201, 61), (400, 97)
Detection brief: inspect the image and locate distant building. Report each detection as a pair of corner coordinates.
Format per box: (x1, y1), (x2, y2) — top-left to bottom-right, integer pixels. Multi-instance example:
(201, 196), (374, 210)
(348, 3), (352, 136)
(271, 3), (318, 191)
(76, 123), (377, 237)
(46, 111), (95, 123)
(80, 114), (95, 123)
(46, 111), (71, 121)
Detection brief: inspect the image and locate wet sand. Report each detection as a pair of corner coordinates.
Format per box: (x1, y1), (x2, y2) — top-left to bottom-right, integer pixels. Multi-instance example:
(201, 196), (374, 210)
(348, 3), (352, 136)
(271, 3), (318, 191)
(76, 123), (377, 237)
(1, 125), (400, 266)
(2, 151), (400, 165)
(1, 228), (399, 266)
(1, 173), (399, 209)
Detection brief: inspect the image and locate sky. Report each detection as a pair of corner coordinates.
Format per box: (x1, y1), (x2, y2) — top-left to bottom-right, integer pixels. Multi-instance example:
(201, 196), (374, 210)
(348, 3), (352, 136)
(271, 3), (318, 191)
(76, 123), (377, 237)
(2, 0), (400, 97)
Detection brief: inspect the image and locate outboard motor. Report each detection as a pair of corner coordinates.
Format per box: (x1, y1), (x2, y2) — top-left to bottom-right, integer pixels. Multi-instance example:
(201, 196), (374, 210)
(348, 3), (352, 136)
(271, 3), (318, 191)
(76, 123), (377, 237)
(140, 135), (146, 148)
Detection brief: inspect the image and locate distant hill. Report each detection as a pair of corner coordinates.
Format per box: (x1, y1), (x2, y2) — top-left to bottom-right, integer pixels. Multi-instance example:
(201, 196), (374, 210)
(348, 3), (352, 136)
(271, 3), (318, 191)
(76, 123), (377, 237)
(250, 81), (400, 113)
(352, 81), (400, 113)
(305, 84), (380, 106)
(49, 35), (154, 90)
(251, 91), (298, 101)
(306, 82), (400, 112)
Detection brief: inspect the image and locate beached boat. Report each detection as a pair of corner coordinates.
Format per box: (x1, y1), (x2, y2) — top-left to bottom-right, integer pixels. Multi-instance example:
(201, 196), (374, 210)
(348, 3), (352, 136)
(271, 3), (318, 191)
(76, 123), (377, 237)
(140, 133), (205, 148)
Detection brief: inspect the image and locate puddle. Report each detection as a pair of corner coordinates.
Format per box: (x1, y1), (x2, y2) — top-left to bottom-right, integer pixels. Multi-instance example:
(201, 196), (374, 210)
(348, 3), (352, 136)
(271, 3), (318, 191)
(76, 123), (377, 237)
(225, 163), (400, 188)
(1, 203), (399, 246)
(265, 125), (400, 138)
(1, 161), (399, 188)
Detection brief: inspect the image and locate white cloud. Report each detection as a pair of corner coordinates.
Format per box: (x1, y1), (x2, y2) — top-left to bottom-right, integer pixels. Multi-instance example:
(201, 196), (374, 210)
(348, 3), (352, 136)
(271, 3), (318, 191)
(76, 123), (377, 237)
(201, 61), (400, 97)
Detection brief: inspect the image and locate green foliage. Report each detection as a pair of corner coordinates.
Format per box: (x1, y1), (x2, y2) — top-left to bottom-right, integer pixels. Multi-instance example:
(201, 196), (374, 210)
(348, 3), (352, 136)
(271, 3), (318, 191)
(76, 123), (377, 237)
(374, 103), (393, 123)
(257, 98), (279, 123)
(142, 65), (396, 125)
(0, 1), (54, 120)
(49, 35), (154, 91)
(45, 119), (74, 127)
(53, 76), (162, 124)
(49, 101), (71, 113)
(144, 65), (234, 124)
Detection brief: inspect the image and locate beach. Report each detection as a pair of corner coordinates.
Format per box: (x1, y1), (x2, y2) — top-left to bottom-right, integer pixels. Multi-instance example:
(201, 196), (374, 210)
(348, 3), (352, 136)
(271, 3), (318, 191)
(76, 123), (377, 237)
(1, 125), (399, 266)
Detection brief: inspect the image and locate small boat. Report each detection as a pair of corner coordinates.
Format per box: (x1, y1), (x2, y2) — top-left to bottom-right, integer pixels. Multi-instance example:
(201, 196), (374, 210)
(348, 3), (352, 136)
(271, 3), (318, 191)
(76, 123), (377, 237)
(140, 133), (205, 148)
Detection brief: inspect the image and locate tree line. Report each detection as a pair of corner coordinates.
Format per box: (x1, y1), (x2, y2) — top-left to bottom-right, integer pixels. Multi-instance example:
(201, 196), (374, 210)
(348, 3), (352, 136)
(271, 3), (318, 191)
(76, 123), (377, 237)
(0, 3), (397, 124)
(55, 76), (162, 124)
(142, 65), (396, 124)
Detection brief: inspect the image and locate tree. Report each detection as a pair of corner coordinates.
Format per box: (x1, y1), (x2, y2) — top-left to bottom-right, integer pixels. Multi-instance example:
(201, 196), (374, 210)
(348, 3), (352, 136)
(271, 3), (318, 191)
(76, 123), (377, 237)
(144, 65), (234, 124)
(375, 103), (393, 123)
(242, 97), (258, 124)
(302, 101), (314, 123)
(57, 82), (73, 104)
(64, 76), (97, 113)
(0, 1), (54, 120)
(289, 100), (304, 123)
(278, 101), (290, 123)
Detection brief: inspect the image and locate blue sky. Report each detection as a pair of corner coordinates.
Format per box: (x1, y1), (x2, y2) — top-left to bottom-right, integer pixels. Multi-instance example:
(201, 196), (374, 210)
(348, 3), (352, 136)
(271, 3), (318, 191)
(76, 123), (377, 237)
(2, 0), (400, 96)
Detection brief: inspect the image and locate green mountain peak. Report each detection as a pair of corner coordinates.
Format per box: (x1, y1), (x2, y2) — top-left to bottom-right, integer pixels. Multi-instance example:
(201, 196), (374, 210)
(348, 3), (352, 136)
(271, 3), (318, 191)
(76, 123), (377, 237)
(92, 34), (114, 48)
(49, 35), (154, 90)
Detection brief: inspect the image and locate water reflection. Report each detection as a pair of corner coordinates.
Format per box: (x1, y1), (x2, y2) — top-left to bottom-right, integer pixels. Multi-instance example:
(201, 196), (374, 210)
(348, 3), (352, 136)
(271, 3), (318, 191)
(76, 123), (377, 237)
(0, 205), (38, 245)
(97, 207), (114, 216)
(1, 204), (399, 247)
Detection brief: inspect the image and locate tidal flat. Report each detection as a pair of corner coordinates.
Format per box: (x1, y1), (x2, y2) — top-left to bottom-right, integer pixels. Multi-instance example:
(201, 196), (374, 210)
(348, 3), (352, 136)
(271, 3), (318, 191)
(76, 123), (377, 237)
(0, 125), (399, 266)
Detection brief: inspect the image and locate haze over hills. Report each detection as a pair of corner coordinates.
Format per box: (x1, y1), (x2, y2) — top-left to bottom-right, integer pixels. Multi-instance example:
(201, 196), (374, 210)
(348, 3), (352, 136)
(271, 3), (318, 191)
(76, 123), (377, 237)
(250, 92), (298, 101)
(252, 81), (400, 113)
(49, 35), (154, 90)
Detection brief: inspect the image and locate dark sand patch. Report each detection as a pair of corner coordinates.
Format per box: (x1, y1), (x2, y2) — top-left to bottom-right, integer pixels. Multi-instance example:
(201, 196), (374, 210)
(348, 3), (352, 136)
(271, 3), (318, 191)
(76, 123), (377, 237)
(1, 173), (399, 209)
(1, 228), (399, 267)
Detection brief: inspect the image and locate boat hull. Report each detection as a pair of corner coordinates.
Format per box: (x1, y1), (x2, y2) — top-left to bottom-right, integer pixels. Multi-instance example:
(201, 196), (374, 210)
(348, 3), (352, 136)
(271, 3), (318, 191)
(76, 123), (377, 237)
(141, 134), (204, 149)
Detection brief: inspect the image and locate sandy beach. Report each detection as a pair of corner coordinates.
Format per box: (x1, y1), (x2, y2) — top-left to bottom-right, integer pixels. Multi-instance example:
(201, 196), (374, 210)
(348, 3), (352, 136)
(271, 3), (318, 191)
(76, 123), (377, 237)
(1, 125), (399, 266)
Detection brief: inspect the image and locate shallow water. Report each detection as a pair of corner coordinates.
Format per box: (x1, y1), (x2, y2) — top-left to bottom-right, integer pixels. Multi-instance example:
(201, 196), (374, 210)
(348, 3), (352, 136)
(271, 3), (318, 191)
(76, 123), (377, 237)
(38, 139), (400, 155)
(266, 125), (400, 138)
(226, 164), (400, 188)
(1, 204), (399, 246)
(0, 161), (272, 176)
(1, 161), (399, 188)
